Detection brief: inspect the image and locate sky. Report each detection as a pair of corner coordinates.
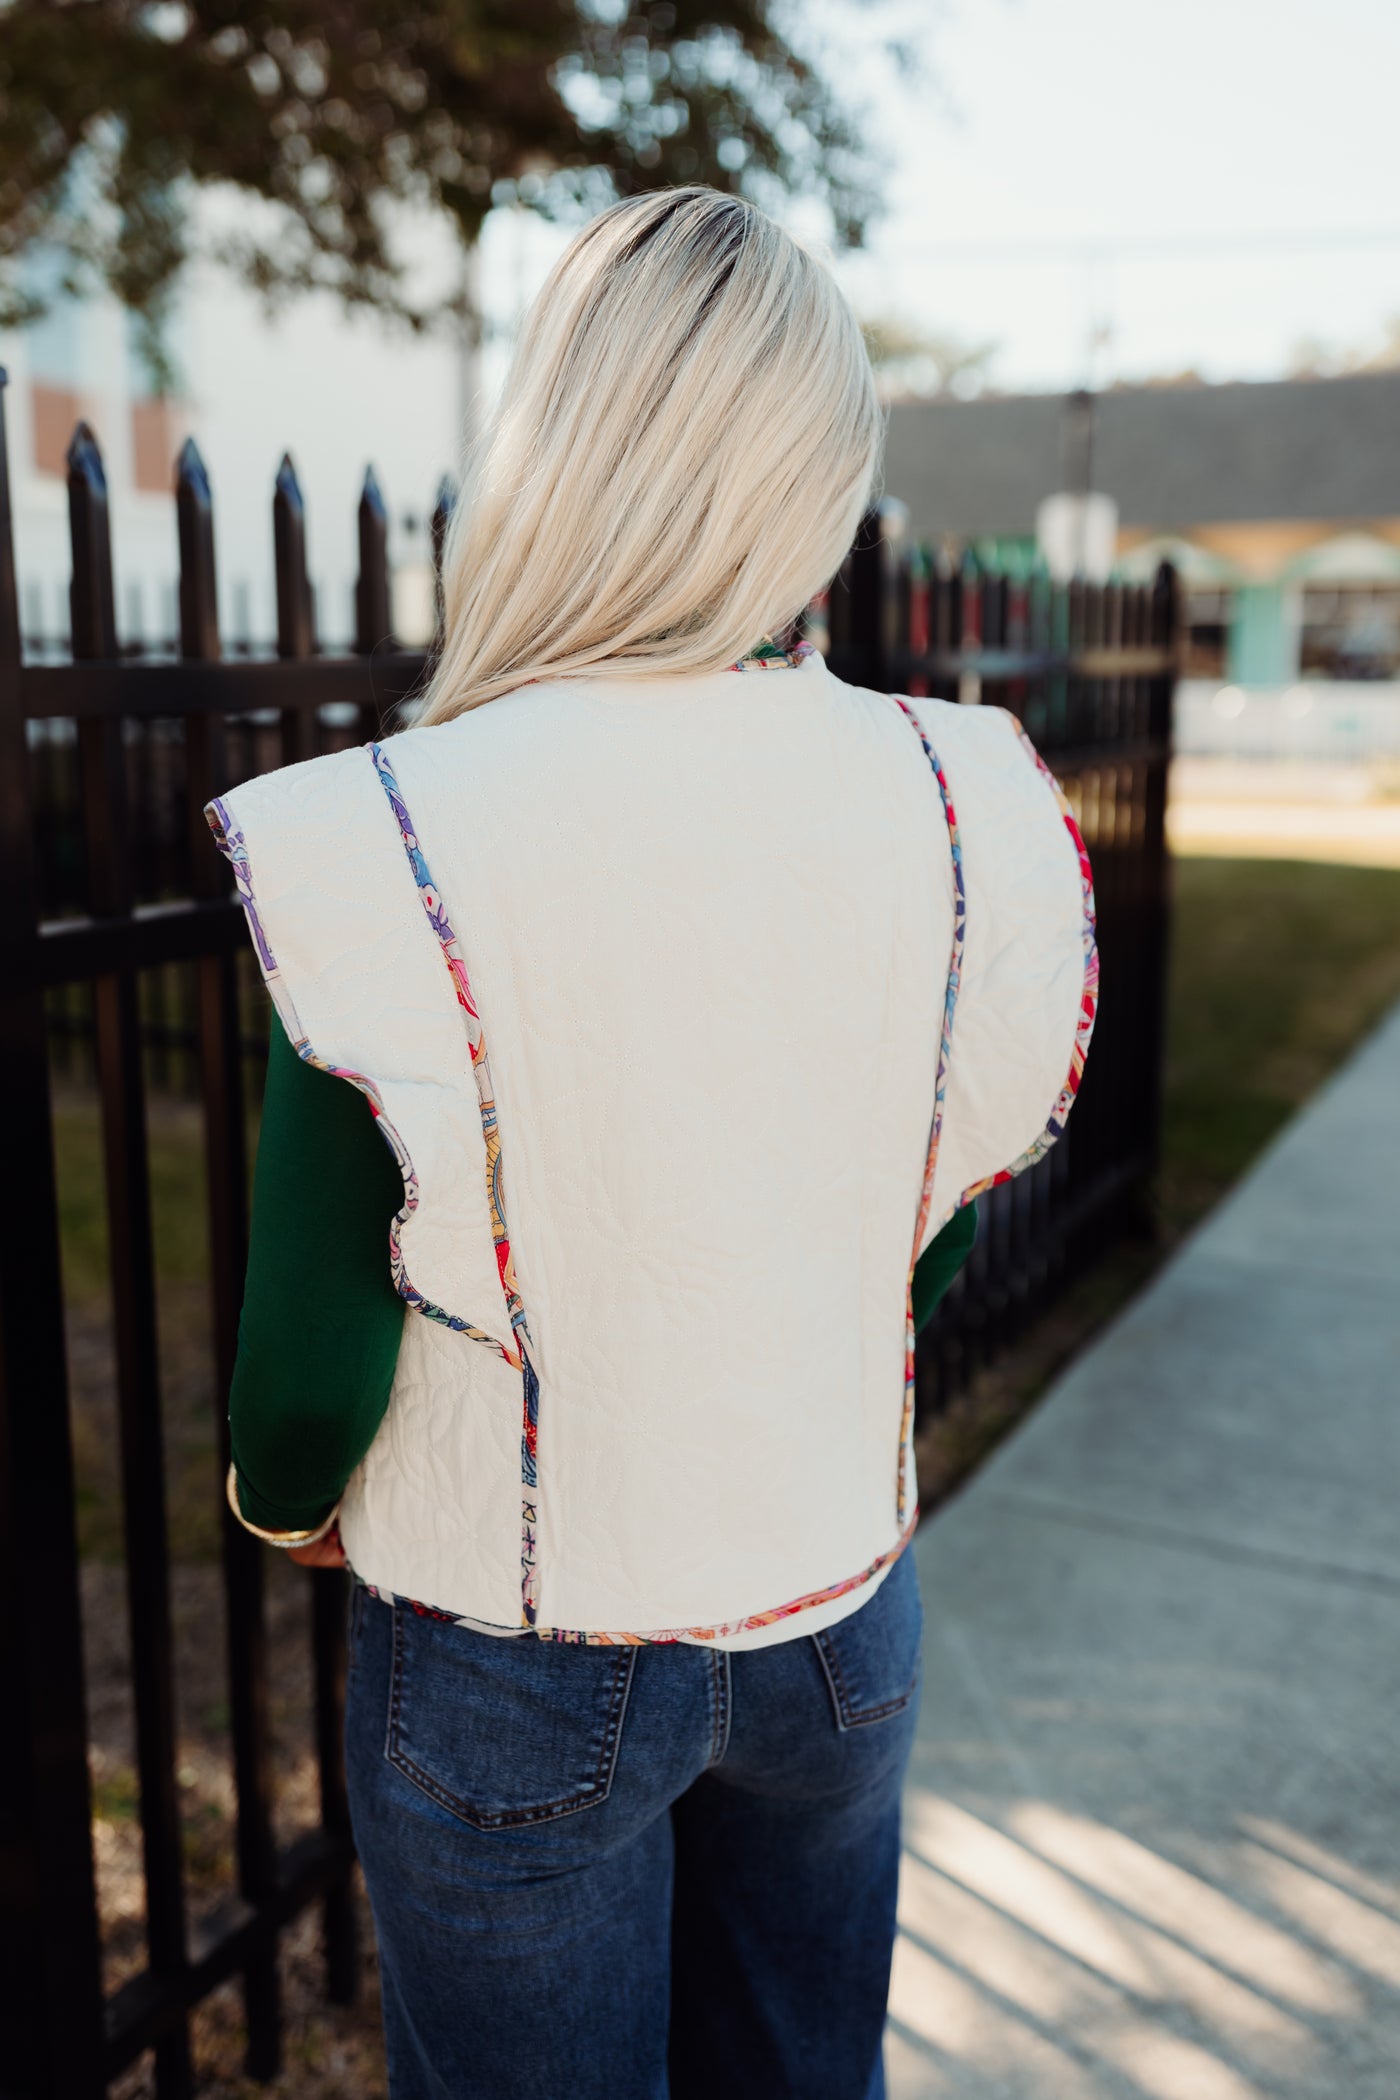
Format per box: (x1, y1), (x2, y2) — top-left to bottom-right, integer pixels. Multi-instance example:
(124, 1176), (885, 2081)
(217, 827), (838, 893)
(479, 0), (1400, 400)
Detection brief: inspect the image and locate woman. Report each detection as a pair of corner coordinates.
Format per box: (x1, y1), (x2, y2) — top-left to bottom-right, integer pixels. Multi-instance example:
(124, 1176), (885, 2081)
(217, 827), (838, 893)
(213, 189), (1095, 2099)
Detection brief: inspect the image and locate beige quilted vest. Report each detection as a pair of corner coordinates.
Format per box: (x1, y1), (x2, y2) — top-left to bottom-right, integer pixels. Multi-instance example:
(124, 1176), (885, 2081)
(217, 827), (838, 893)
(209, 651), (1094, 1646)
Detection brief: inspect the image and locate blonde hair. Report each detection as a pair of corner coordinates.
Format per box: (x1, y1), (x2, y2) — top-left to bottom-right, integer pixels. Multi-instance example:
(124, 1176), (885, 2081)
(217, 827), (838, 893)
(416, 187), (881, 723)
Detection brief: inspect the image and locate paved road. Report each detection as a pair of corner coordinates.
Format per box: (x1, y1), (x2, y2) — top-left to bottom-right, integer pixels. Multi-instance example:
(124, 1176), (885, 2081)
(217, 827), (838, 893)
(890, 1003), (1400, 2099)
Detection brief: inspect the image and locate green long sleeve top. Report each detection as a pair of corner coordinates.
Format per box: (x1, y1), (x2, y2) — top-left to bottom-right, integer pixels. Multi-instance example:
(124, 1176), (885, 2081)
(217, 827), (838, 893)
(231, 1023), (979, 1531)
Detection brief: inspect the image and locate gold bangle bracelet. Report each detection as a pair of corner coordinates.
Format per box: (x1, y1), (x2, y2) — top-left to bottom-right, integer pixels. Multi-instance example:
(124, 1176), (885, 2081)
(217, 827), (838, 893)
(226, 1463), (341, 1547)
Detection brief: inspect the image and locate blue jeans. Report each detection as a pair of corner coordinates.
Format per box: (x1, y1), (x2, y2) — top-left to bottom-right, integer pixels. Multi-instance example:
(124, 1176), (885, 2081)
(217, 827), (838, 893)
(344, 1547), (923, 2100)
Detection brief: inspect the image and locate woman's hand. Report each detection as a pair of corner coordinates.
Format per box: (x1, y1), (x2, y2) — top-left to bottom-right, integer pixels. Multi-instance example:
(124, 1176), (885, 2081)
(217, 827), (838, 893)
(289, 1520), (348, 1570)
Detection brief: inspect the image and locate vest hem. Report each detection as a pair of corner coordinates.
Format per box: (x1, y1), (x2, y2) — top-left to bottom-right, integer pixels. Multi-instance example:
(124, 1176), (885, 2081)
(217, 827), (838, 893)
(354, 1508), (919, 1648)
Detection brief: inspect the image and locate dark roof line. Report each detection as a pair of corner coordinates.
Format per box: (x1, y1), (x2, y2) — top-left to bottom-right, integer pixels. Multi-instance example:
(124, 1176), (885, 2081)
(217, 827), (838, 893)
(884, 369), (1400, 536)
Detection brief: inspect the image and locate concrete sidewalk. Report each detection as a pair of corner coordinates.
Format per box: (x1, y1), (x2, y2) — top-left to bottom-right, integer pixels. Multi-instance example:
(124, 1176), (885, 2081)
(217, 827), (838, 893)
(891, 1004), (1400, 2099)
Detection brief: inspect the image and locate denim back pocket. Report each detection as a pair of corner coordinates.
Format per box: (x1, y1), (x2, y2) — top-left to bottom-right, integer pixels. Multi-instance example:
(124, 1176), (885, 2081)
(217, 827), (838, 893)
(813, 1549), (924, 1730)
(386, 1606), (636, 1830)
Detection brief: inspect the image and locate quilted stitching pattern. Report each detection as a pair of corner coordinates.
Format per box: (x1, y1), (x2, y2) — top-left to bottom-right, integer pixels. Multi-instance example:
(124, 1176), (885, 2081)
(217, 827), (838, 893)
(211, 656), (1091, 1647)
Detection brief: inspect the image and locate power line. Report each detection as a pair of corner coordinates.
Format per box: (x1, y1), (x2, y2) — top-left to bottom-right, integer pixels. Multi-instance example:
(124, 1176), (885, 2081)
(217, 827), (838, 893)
(888, 227), (1400, 264)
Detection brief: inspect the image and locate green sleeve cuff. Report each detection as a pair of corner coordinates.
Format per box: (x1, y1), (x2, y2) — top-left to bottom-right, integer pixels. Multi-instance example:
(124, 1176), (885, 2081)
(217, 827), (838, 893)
(232, 1458), (340, 1535)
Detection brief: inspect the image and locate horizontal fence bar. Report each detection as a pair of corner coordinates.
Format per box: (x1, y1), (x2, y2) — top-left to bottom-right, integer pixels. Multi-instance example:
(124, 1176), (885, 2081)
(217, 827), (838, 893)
(903, 645), (1176, 680)
(13, 898), (246, 984)
(21, 645), (1170, 728)
(1007, 736), (1169, 775)
(21, 651), (429, 722)
(103, 1829), (356, 2078)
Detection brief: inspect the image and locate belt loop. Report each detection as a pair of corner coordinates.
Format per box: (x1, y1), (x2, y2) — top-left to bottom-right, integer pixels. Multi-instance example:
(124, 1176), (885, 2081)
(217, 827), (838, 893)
(707, 1649), (733, 1769)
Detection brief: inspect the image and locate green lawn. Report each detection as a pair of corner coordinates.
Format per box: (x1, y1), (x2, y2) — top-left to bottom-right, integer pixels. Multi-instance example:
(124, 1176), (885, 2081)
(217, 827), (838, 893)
(919, 854), (1400, 1501)
(55, 1094), (255, 1562)
(55, 1094), (220, 1304)
(1159, 857), (1400, 1237)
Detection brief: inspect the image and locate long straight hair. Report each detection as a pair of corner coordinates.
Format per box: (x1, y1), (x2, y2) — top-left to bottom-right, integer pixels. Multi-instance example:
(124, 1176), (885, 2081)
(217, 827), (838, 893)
(415, 188), (881, 724)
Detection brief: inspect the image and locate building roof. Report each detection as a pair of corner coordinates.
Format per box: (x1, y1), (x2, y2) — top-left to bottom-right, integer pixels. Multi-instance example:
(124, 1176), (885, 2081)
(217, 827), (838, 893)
(884, 370), (1400, 539)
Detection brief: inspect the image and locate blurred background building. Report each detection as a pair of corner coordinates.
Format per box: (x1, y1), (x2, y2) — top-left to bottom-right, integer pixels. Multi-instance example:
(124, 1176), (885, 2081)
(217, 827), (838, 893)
(889, 372), (1400, 765)
(7, 243), (467, 654)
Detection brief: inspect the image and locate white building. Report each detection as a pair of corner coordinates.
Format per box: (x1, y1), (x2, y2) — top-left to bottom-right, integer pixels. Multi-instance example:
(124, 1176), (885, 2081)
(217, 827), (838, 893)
(1, 203), (567, 652)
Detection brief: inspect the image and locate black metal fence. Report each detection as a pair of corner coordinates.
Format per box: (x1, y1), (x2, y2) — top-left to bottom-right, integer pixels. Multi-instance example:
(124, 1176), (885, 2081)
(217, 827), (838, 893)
(825, 506), (1177, 1419)
(0, 385), (1175, 2097)
(0, 384), (429, 2099)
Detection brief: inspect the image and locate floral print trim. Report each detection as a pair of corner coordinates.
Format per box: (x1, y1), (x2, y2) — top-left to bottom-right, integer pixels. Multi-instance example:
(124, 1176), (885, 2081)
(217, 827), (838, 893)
(886, 698), (965, 1529)
(361, 1509), (920, 1647)
(949, 720), (1099, 1206)
(554, 1510), (918, 1643)
(205, 796), (514, 1356)
(214, 673), (1094, 1648)
(366, 743), (542, 1629)
(728, 637), (816, 671)
(352, 687), (968, 1644)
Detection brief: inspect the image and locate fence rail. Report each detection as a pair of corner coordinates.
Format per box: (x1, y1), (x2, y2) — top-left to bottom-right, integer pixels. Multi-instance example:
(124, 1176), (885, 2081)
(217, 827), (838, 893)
(0, 395), (1176, 2097)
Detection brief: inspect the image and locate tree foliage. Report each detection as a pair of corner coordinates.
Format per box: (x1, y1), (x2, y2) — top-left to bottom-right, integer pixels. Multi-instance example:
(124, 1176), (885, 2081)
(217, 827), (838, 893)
(862, 314), (996, 401)
(0, 1), (878, 383)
